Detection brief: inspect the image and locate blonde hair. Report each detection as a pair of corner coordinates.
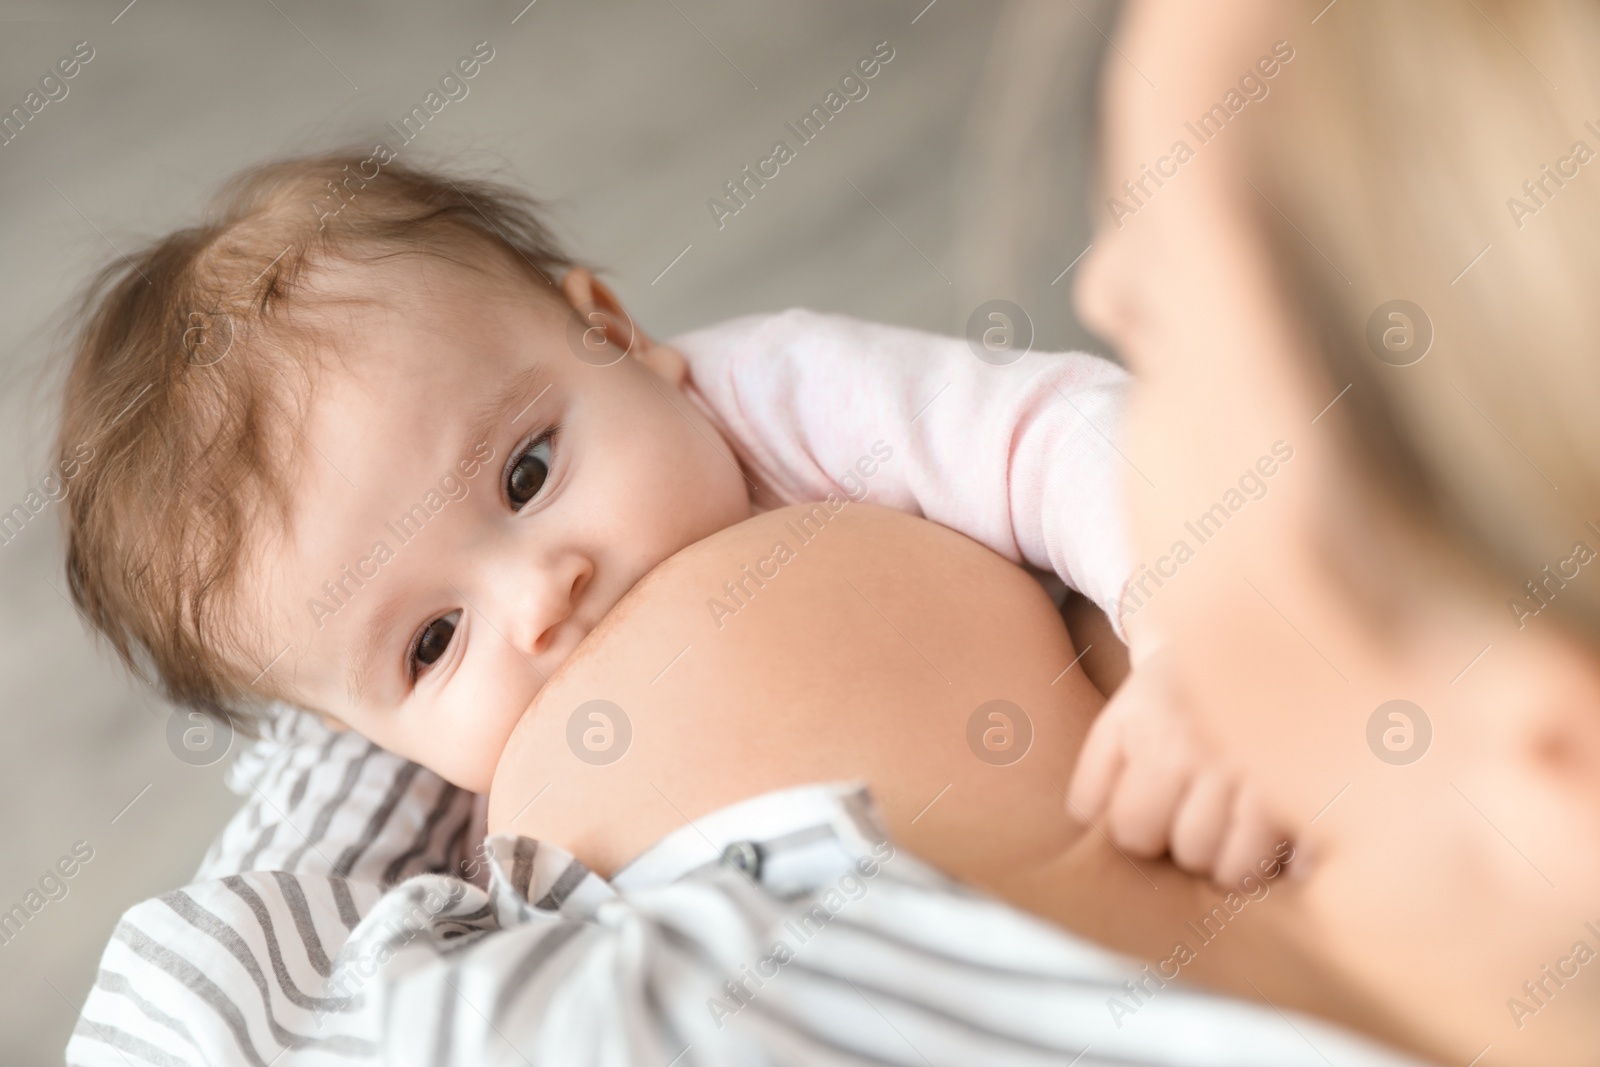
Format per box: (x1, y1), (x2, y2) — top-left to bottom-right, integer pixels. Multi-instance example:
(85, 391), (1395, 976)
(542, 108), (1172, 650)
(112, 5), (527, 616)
(1246, 0), (1600, 638)
(54, 152), (578, 731)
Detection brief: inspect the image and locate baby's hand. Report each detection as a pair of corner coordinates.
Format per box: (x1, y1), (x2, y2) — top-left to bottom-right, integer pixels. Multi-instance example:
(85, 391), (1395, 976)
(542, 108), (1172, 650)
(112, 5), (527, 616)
(1066, 652), (1286, 885)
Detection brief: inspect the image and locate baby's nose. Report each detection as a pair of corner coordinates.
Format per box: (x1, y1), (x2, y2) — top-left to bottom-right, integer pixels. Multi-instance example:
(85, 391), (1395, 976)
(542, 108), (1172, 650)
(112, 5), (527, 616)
(512, 555), (593, 657)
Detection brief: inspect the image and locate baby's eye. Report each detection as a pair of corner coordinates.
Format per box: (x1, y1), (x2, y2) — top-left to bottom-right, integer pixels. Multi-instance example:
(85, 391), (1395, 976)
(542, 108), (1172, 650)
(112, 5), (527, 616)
(507, 434), (553, 510)
(408, 610), (461, 681)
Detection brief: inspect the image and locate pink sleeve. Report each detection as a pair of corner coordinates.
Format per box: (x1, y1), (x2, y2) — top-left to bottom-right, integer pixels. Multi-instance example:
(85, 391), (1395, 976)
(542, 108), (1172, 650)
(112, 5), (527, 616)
(669, 308), (1134, 632)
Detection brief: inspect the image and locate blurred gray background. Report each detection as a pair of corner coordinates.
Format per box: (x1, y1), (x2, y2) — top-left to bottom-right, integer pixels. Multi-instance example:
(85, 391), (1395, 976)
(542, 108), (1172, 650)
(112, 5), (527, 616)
(0, 0), (1113, 1059)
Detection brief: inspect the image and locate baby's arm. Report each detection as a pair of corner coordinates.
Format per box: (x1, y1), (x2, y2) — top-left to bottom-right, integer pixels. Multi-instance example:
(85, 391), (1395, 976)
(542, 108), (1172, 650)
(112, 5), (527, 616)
(674, 310), (1285, 883)
(672, 308), (1132, 624)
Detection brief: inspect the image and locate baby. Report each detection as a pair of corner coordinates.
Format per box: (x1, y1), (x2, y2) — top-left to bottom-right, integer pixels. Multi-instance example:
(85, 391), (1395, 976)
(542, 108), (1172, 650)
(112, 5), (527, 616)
(56, 152), (1277, 884)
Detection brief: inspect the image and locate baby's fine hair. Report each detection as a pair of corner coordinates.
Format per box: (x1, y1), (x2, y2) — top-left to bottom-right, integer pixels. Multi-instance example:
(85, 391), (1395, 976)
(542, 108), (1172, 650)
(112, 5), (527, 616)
(53, 150), (578, 733)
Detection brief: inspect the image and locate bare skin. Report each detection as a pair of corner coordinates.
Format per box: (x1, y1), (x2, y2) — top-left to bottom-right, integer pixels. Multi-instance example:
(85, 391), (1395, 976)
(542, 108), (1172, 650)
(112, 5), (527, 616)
(488, 503), (1102, 888)
(488, 504), (1412, 1055)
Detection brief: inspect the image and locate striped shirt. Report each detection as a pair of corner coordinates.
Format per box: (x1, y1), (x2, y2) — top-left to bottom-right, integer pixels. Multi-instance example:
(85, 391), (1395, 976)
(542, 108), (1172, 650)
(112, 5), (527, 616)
(67, 712), (1423, 1066)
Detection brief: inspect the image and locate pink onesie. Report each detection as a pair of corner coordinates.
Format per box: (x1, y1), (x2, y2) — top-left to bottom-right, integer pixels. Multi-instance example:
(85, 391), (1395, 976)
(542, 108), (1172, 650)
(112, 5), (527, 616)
(671, 308), (1134, 631)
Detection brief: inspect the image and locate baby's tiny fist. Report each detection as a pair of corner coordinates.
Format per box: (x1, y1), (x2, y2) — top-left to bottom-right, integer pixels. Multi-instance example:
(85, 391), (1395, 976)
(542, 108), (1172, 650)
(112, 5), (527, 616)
(1066, 653), (1289, 886)
(1066, 659), (1198, 858)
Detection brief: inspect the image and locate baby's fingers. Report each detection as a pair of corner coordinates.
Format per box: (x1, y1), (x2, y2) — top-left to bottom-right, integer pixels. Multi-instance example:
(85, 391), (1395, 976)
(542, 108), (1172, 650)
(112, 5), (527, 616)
(1169, 771), (1234, 876)
(1066, 706), (1126, 823)
(1213, 786), (1282, 887)
(1104, 747), (1191, 858)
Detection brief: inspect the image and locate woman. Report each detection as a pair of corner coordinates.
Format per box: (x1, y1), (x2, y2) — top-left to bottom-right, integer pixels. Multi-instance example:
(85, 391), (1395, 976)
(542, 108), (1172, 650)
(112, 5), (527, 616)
(489, 1), (1600, 1064)
(1078, 0), (1600, 1062)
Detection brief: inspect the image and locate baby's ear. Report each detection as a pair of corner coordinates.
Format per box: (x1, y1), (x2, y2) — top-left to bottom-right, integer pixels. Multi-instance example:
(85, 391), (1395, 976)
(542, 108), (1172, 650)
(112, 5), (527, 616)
(557, 265), (604, 311)
(558, 268), (652, 350)
(559, 267), (681, 383)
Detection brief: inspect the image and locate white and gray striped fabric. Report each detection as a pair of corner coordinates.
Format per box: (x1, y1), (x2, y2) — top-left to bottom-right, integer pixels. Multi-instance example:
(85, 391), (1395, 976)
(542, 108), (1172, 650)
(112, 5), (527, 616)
(66, 714), (1425, 1066)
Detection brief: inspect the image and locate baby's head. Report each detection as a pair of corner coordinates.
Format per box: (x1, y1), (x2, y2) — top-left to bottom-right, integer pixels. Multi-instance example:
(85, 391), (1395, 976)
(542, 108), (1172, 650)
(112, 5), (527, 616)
(56, 152), (751, 790)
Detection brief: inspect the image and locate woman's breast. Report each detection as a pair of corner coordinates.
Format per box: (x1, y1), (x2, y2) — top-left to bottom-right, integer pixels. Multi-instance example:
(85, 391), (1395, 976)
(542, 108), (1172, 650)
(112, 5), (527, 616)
(488, 503), (1105, 887)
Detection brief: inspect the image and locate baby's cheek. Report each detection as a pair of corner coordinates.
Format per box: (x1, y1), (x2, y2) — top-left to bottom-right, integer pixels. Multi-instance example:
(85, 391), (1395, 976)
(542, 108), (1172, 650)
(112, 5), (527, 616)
(461, 746), (499, 795)
(468, 703), (542, 796)
(416, 712), (519, 796)
(633, 490), (725, 574)
(637, 399), (752, 543)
